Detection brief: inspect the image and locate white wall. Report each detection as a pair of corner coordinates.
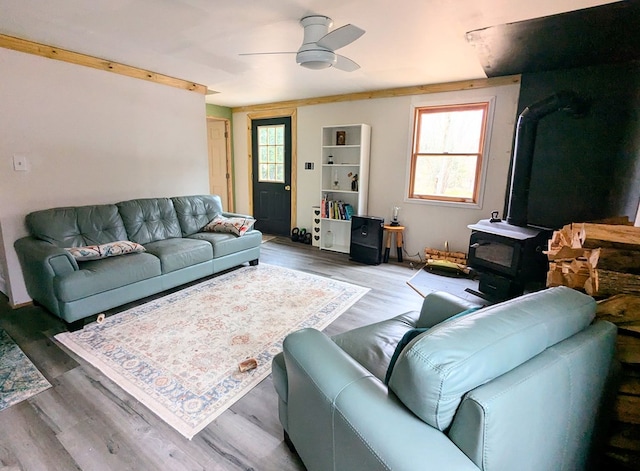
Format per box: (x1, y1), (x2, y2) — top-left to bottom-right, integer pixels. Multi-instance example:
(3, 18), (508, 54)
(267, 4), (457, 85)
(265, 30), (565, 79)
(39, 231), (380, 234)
(0, 48), (209, 306)
(233, 82), (520, 259)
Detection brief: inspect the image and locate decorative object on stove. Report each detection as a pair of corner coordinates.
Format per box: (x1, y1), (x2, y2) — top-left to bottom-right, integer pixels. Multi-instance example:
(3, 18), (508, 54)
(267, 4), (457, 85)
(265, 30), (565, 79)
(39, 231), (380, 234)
(466, 91), (589, 302)
(390, 205), (400, 226)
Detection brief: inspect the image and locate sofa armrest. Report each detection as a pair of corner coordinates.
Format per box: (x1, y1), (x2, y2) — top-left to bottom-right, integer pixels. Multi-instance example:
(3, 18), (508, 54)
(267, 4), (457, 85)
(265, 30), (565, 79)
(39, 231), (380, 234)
(416, 291), (483, 328)
(15, 237), (78, 275)
(14, 237), (78, 314)
(283, 328), (478, 471)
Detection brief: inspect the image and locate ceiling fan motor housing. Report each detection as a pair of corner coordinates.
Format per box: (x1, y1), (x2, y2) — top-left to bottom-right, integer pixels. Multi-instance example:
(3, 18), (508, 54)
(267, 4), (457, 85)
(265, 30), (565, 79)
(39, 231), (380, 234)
(297, 15), (336, 69)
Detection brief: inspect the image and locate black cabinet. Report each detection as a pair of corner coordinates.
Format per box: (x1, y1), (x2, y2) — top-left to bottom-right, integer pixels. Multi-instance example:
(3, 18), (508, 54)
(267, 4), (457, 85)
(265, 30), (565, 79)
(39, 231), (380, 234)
(350, 216), (384, 265)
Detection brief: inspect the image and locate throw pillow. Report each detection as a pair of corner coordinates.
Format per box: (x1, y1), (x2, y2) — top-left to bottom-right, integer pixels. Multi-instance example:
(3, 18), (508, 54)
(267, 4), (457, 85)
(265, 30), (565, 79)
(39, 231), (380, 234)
(66, 240), (146, 261)
(384, 307), (480, 385)
(203, 215), (256, 236)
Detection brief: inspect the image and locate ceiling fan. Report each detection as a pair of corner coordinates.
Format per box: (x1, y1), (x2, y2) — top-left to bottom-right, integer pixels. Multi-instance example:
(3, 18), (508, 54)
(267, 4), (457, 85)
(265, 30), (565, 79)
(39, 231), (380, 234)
(240, 15), (365, 71)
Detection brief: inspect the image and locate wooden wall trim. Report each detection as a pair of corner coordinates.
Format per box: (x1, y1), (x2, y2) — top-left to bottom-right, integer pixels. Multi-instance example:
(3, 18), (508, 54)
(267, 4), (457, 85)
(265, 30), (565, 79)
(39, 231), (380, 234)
(0, 34), (207, 95)
(232, 75), (521, 113)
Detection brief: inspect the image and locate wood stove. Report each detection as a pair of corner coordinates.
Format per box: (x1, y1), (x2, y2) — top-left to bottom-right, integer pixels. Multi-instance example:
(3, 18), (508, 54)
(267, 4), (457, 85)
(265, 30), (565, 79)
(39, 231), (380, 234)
(468, 218), (550, 300)
(467, 91), (588, 301)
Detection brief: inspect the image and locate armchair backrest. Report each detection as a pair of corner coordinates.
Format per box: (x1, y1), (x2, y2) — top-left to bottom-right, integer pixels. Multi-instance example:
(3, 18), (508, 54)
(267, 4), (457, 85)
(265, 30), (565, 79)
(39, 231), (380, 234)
(388, 286), (598, 431)
(449, 320), (616, 470)
(387, 286), (617, 470)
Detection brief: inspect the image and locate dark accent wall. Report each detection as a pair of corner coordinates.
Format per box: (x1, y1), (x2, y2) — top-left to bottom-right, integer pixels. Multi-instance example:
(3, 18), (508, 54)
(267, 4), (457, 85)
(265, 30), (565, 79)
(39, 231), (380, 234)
(508, 61), (640, 229)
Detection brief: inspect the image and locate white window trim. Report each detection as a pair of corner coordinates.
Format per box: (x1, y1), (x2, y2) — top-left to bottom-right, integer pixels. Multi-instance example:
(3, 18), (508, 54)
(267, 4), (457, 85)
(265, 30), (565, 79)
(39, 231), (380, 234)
(404, 95), (497, 209)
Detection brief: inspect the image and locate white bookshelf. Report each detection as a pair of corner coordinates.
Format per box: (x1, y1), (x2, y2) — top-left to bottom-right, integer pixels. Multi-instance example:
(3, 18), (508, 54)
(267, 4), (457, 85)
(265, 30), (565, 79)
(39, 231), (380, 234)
(319, 124), (371, 253)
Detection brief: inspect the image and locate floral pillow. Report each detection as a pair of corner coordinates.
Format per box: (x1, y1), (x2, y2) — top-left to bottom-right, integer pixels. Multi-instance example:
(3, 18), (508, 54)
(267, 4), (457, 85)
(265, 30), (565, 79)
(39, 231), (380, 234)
(203, 215), (256, 236)
(66, 240), (146, 261)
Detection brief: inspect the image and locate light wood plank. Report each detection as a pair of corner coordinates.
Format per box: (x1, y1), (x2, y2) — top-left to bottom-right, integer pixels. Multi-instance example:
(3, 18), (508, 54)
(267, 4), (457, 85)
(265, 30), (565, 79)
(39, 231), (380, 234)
(232, 76), (521, 113)
(0, 34), (207, 95)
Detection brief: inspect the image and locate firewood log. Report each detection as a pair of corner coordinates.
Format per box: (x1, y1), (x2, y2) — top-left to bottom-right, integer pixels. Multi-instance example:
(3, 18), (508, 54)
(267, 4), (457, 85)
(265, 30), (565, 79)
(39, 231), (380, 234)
(617, 335), (640, 364)
(595, 248), (640, 275)
(576, 223), (640, 250)
(597, 294), (640, 324)
(615, 394), (640, 425)
(586, 270), (640, 297)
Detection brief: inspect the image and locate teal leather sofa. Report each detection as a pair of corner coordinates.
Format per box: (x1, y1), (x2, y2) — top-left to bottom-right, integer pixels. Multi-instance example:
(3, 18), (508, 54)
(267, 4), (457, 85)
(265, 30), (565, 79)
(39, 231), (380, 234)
(272, 286), (617, 471)
(15, 195), (261, 327)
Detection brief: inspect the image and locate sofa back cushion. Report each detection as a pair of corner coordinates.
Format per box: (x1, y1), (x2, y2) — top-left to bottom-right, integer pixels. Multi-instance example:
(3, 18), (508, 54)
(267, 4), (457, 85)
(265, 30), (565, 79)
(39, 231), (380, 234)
(171, 195), (223, 236)
(387, 286), (596, 432)
(117, 198), (182, 245)
(26, 205), (127, 248)
(448, 320), (616, 471)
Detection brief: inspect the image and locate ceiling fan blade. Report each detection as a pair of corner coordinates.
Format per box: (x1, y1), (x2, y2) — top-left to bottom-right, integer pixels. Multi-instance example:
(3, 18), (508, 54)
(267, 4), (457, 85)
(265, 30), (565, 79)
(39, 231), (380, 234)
(238, 51), (296, 56)
(334, 54), (360, 72)
(317, 24), (365, 51)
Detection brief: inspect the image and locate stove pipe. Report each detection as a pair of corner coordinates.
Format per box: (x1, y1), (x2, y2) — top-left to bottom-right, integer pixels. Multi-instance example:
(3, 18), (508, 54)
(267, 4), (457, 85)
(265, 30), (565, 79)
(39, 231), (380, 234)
(506, 91), (588, 227)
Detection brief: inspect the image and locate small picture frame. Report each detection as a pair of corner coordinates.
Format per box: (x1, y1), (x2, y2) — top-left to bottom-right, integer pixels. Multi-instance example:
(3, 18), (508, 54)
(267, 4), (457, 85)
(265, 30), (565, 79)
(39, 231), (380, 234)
(336, 131), (346, 146)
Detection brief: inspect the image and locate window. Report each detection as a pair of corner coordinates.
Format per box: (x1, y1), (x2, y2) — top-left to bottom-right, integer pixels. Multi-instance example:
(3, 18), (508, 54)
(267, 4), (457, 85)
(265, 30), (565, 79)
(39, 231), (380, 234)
(408, 102), (490, 204)
(257, 124), (285, 183)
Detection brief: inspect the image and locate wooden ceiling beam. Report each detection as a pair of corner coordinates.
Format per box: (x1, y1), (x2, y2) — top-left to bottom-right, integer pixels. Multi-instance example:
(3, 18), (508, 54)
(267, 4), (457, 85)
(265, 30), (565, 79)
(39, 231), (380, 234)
(0, 33), (207, 95)
(231, 75), (521, 113)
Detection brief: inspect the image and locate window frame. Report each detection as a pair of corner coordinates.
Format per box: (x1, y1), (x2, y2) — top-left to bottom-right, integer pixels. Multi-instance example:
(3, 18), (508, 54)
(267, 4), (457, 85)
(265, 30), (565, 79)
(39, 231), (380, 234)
(406, 97), (495, 208)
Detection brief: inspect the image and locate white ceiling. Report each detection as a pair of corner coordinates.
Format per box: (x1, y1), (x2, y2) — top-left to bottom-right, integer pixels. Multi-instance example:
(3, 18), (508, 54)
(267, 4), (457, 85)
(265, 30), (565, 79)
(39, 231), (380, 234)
(0, 0), (619, 107)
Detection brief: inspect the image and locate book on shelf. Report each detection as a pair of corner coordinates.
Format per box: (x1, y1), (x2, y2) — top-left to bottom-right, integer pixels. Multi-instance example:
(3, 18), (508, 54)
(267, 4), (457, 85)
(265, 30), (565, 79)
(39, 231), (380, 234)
(320, 195), (353, 221)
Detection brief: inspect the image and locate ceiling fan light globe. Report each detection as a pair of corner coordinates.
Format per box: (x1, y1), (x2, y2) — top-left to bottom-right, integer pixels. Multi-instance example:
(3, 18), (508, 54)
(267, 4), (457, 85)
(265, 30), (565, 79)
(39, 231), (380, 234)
(300, 60), (331, 70)
(296, 49), (337, 69)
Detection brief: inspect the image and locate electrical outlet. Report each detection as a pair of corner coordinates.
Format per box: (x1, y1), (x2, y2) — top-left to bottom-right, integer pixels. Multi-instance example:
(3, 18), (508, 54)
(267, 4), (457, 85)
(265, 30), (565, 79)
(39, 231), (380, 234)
(304, 162), (314, 170)
(13, 155), (28, 171)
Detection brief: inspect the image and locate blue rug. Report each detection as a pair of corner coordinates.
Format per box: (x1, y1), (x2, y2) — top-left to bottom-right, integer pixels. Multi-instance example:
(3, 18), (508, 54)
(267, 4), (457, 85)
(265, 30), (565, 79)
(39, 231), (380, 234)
(0, 329), (51, 411)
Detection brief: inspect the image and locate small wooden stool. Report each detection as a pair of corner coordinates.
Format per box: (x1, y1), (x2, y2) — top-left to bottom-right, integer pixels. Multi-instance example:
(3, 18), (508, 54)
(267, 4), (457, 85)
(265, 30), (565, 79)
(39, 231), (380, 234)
(383, 225), (405, 263)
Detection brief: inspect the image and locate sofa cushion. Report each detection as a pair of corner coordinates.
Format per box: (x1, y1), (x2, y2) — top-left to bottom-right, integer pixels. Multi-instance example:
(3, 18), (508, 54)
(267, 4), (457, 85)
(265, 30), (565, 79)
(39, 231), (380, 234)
(384, 307), (481, 384)
(203, 215), (256, 236)
(27, 204), (127, 248)
(332, 311), (419, 381)
(388, 286), (596, 432)
(172, 195), (223, 236)
(117, 198), (182, 245)
(54, 252), (161, 302)
(188, 230), (261, 258)
(143, 238), (213, 273)
(66, 240), (146, 261)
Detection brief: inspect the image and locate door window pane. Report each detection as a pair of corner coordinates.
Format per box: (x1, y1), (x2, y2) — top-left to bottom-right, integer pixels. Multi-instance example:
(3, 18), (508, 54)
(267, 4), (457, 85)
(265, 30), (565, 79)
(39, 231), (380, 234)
(257, 124), (285, 183)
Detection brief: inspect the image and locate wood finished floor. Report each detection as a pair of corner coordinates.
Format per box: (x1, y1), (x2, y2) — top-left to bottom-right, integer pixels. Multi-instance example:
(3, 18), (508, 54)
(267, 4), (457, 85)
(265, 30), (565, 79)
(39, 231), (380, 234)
(0, 237), (480, 471)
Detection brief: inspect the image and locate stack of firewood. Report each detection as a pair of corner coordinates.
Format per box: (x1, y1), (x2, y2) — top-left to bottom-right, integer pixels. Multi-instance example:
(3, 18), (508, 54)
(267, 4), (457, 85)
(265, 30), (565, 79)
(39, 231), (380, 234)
(424, 247), (467, 265)
(546, 219), (640, 468)
(597, 294), (640, 469)
(545, 220), (640, 297)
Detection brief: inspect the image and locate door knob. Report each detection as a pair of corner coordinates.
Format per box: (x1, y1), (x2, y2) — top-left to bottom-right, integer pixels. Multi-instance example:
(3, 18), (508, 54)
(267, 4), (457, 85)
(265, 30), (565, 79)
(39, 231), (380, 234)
(284, 185), (291, 191)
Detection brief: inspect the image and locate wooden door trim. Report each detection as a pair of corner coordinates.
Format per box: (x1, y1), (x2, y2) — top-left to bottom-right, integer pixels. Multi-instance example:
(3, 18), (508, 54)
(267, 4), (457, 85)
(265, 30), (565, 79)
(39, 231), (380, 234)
(206, 117), (234, 212)
(247, 109), (297, 229)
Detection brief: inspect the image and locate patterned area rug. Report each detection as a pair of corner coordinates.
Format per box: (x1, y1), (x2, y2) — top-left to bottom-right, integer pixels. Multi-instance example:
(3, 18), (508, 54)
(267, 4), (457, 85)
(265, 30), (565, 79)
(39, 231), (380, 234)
(0, 329), (51, 411)
(55, 264), (368, 439)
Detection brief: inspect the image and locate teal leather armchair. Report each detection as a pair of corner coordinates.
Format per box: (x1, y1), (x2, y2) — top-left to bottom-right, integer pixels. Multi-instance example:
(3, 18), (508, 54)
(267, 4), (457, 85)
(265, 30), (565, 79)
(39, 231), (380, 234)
(272, 286), (617, 471)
